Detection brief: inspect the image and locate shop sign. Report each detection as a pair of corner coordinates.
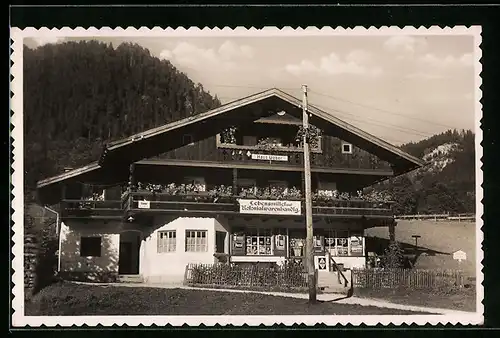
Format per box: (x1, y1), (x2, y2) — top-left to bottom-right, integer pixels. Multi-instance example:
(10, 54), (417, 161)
(138, 200), (150, 209)
(238, 199), (301, 215)
(251, 153), (288, 162)
(350, 236), (363, 254)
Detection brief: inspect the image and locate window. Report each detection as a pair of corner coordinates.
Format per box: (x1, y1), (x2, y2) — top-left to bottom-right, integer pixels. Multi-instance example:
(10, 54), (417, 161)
(342, 143), (353, 154)
(185, 230), (208, 252)
(157, 231), (176, 253)
(246, 228), (272, 256)
(325, 230), (348, 257)
(80, 236), (102, 257)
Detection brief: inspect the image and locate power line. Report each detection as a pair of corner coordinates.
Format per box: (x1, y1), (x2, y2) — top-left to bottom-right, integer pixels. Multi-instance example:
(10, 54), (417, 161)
(308, 89), (457, 130)
(204, 83), (301, 94)
(208, 84), (458, 131)
(311, 102), (433, 138)
(217, 94), (432, 139)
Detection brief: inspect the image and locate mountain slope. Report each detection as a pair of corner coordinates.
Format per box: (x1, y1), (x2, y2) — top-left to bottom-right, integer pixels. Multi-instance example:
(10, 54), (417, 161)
(366, 129), (475, 215)
(23, 41), (222, 199)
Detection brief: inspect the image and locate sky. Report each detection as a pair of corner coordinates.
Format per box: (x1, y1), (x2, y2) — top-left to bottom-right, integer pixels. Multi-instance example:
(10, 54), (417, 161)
(25, 32), (477, 145)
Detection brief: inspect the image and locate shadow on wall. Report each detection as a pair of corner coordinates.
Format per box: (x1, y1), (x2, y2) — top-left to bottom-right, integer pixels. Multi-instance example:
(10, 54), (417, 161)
(365, 236), (450, 268)
(59, 224), (120, 283)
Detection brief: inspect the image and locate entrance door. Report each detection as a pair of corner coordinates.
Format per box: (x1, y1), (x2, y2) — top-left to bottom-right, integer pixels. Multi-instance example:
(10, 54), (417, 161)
(118, 232), (141, 275)
(215, 231), (226, 254)
(119, 242), (133, 274)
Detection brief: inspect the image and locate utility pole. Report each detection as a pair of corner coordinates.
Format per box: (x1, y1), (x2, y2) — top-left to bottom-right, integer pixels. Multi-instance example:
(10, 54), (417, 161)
(302, 84), (316, 303)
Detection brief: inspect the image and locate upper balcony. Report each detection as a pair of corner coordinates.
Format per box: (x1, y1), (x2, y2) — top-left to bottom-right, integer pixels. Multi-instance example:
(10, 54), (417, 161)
(149, 123), (393, 172)
(60, 183), (395, 222)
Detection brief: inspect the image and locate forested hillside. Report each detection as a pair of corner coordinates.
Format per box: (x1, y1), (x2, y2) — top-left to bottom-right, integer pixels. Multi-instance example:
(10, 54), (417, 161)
(366, 129), (476, 215)
(23, 41), (222, 200)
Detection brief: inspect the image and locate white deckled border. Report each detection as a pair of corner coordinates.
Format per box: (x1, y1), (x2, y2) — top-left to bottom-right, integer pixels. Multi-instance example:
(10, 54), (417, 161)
(10, 25), (484, 327)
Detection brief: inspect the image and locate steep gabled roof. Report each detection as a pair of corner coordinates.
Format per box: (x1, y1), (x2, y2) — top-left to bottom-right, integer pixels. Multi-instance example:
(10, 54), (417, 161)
(99, 88), (425, 170)
(36, 88), (426, 205)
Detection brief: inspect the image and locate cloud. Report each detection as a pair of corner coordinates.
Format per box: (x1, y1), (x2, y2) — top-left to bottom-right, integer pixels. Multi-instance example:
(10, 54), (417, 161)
(218, 40), (254, 60)
(406, 72), (444, 80)
(285, 51), (382, 77)
(159, 40), (254, 71)
(31, 36), (63, 47)
(418, 53), (474, 68)
(383, 35), (427, 53)
(345, 49), (371, 64)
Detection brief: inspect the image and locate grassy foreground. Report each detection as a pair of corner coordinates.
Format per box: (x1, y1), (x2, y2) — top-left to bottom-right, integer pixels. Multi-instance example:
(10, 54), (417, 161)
(354, 286), (477, 312)
(25, 282), (432, 316)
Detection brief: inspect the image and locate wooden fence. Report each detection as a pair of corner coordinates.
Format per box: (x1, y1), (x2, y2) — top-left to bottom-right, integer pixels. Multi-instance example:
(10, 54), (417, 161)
(352, 268), (464, 289)
(396, 213), (475, 222)
(184, 263), (308, 289)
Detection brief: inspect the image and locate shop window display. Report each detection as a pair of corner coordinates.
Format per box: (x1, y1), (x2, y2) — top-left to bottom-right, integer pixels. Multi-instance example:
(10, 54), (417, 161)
(246, 228), (272, 255)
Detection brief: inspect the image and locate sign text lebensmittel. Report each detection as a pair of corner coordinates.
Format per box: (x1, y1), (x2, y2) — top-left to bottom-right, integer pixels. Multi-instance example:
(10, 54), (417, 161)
(238, 199), (301, 215)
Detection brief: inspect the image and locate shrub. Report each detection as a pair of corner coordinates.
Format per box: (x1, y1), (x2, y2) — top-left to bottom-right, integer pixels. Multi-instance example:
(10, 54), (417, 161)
(380, 242), (405, 269)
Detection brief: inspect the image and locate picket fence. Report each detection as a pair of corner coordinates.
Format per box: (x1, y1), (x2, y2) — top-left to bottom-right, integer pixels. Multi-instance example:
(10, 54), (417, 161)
(352, 268), (464, 289)
(185, 263), (308, 288)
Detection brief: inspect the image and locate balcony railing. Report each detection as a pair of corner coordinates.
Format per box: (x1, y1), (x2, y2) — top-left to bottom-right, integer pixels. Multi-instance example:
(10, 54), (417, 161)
(61, 199), (123, 219)
(61, 186), (394, 219)
(214, 149), (392, 171)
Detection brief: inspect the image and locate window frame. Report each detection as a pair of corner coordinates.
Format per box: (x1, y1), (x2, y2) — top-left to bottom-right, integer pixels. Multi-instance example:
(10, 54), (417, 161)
(341, 142), (353, 154)
(185, 230), (208, 252)
(324, 230), (364, 257)
(157, 230), (177, 253)
(245, 228), (273, 256)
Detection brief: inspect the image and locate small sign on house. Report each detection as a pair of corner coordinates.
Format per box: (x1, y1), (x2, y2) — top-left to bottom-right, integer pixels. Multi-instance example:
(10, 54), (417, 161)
(251, 153), (288, 162)
(317, 257), (327, 270)
(138, 200), (150, 209)
(453, 250), (467, 262)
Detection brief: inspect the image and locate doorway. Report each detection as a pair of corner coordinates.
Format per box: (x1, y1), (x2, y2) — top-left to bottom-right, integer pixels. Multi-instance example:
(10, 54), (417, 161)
(215, 231), (227, 254)
(119, 231), (141, 275)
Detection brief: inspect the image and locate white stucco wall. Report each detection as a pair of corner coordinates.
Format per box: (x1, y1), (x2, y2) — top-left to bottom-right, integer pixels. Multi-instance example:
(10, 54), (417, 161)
(59, 221), (121, 274)
(332, 256), (366, 269)
(141, 217), (230, 284)
(59, 215), (367, 283)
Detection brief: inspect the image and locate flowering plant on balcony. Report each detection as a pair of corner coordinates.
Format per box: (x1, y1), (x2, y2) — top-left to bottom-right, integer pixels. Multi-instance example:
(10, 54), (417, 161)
(207, 185), (233, 202)
(220, 126), (237, 144)
(239, 186), (302, 200)
(79, 192), (105, 208)
(295, 125), (322, 149)
(257, 137), (283, 149)
(137, 182), (208, 195)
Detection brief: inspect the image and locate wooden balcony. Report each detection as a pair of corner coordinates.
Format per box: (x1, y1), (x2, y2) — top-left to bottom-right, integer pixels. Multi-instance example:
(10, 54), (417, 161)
(123, 191), (394, 219)
(60, 199), (124, 220)
(203, 148), (393, 172)
(61, 191), (394, 221)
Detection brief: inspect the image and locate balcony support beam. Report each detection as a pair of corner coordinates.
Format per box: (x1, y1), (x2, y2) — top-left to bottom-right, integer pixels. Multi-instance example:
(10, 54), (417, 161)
(129, 163), (136, 192)
(232, 168), (238, 196)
